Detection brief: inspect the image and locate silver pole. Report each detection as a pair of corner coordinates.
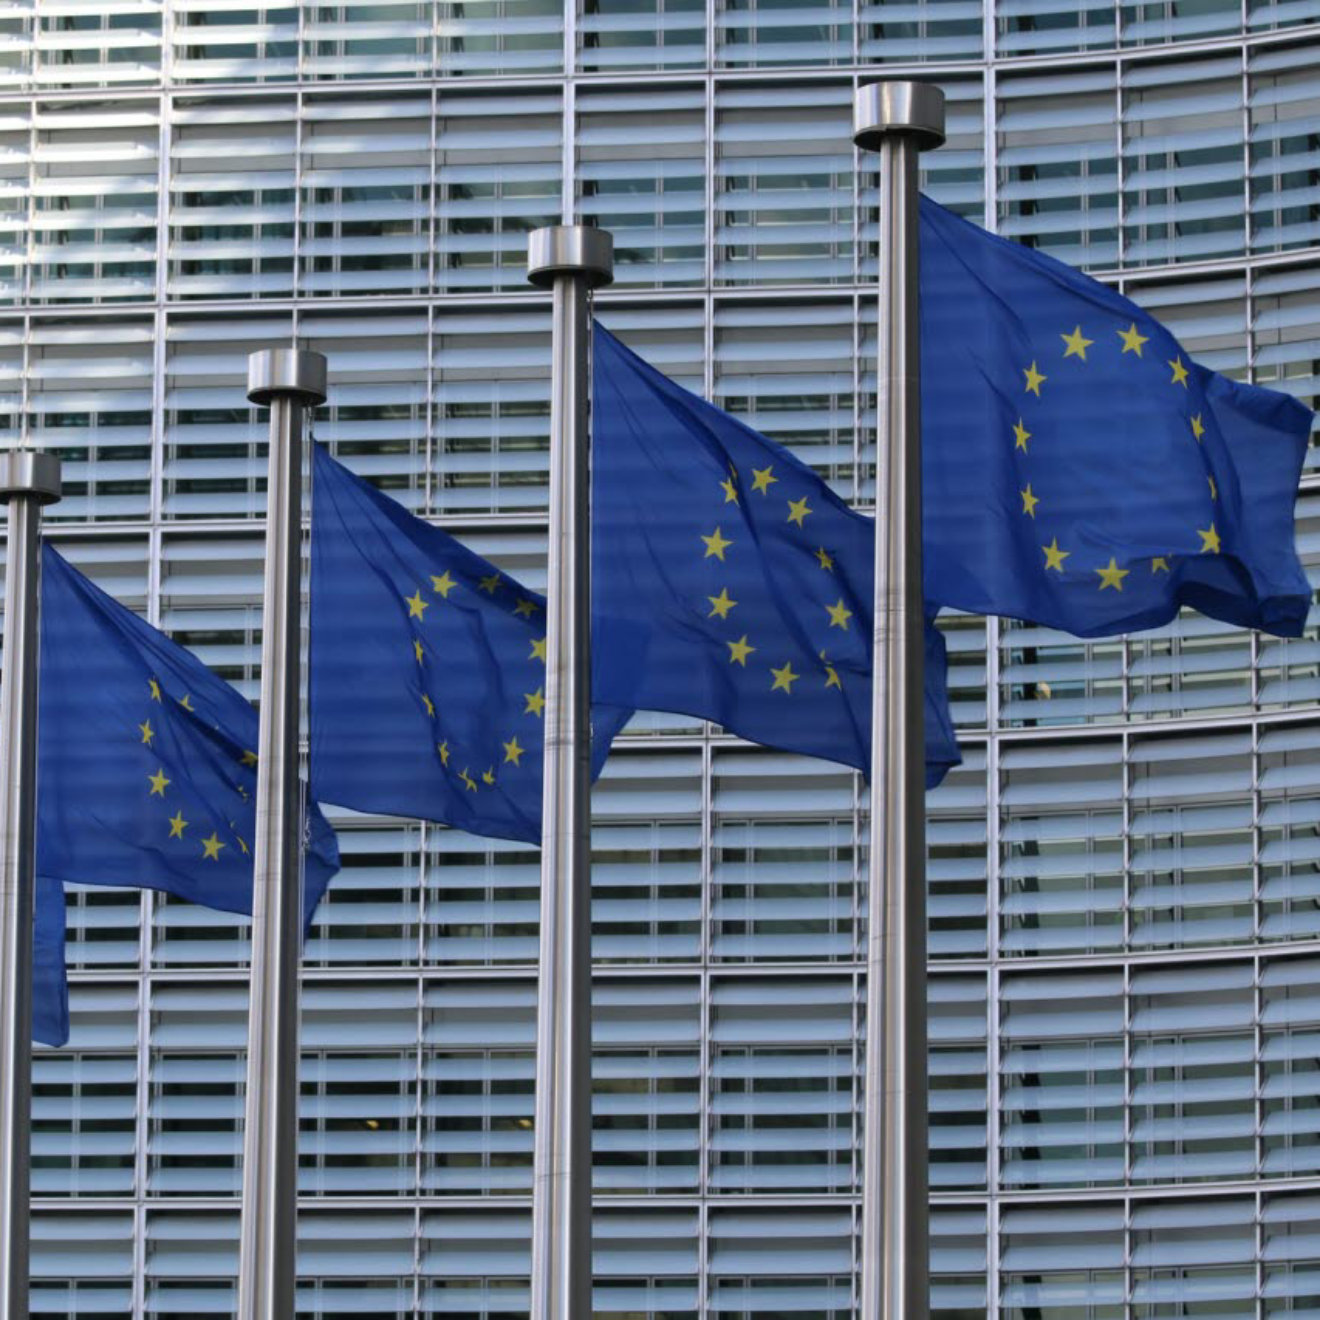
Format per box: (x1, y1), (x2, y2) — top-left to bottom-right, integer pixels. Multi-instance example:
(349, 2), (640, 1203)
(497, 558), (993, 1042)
(0, 451), (60, 1320)
(525, 224), (613, 1320)
(853, 82), (945, 1320)
(237, 348), (326, 1320)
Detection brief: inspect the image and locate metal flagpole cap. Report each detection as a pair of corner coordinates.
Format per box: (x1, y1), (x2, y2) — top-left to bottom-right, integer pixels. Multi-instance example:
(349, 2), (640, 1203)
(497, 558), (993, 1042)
(247, 348), (328, 407)
(853, 81), (946, 153)
(526, 225), (614, 290)
(0, 450), (61, 506)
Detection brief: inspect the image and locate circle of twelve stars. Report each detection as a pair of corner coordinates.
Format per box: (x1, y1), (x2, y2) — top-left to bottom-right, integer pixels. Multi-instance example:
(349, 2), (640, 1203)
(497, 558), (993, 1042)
(1020, 321), (1220, 588)
(403, 571), (542, 795)
(705, 463), (850, 697)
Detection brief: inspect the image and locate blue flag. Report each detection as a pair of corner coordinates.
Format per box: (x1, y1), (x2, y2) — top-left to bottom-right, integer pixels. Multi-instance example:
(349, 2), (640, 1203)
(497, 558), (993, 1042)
(591, 324), (961, 789)
(32, 873), (68, 1047)
(920, 195), (1312, 638)
(37, 546), (340, 926)
(309, 443), (632, 844)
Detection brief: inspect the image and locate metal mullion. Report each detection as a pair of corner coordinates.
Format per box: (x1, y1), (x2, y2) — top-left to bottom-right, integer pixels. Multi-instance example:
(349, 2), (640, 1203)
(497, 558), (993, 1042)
(1122, 865), (1135, 1195)
(1121, 709), (1134, 955)
(293, 88), (306, 306)
(153, 92), (169, 315)
(983, 63), (998, 231)
(704, 74), (716, 293)
(413, 818), (428, 1240)
(412, 832), (426, 1316)
(562, 76), (576, 226)
(130, 940), (152, 1320)
(1253, 944), (1265, 1216)
(1115, 52), (1129, 269)
(1240, 35), (1253, 259)
(986, 715), (1003, 1213)
(427, 83), (438, 309)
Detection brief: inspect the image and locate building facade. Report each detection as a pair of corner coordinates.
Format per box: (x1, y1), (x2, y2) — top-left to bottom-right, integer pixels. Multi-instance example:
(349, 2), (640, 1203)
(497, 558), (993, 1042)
(8, 0), (1319, 1314)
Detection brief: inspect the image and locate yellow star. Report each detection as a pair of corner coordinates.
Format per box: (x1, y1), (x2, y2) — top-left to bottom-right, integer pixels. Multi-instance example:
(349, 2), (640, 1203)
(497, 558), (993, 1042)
(727, 635), (755, 667)
(720, 474), (739, 505)
(139, 718), (155, 746)
(1096, 557), (1129, 591)
(701, 526), (733, 561)
(1198, 522), (1221, 554)
(822, 652), (842, 690)
(201, 832), (225, 861)
(786, 497), (812, 528)
(513, 598), (538, 619)
(460, 767), (477, 793)
(406, 589), (428, 619)
(414, 638), (425, 664)
(1208, 475), (1217, 501)
(1042, 538), (1069, 572)
(1118, 323), (1149, 356)
(1020, 484), (1040, 518)
(1191, 413), (1205, 442)
(708, 587), (737, 620)
(503, 736), (524, 766)
(1168, 356), (1189, 388)
(234, 832), (249, 856)
(438, 740), (450, 766)
(750, 466), (777, 495)
(1151, 557), (1170, 573)
(530, 637), (547, 663)
(1023, 362), (1046, 396)
(825, 598), (852, 630)
(241, 749), (258, 767)
(431, 571), (456, 598)
(147, 768), (170, 797)
(524, 686), (546, 717)
(167, 810), (187, 839)
(148, 678), (161, 702)
(421, 692), (435, 717)
(815, 547), (834, 572)
(479, 572), (501, 595)
(1013, 419), (1031, 453)
(178, 694), (194, 712)
(482, 767), (496, 786)
(770, 661), (799, 694)
(1061, 325), (1093, 360)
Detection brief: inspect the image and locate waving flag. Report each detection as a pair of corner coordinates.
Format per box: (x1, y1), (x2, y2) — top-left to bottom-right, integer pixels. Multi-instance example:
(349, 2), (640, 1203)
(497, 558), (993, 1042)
(920, 195), (1312, 638)
(591, 324), (961, 788)
(309, 443), (631, 843)
(37, 546), (340, 925)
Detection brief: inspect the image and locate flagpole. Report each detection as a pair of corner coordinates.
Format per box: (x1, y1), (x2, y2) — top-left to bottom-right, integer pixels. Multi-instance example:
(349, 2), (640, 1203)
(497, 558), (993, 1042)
(852, 82), (945, 1320)
(525, 224), (613, 1320)
(238, 348), (326, 1320)
(0, 451), (61, 1320)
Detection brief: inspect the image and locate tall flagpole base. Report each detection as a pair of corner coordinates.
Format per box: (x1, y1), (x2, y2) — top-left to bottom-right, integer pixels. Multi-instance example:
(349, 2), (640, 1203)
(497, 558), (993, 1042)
(853, 80), (945, 1320)
(236, 348), (326, 1320)
(526, 225), (612, 1320)
(0, 451), (61, 1320)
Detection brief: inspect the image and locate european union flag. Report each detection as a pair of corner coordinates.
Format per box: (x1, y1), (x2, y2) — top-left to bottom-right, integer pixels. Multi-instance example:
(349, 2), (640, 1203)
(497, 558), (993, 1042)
(37, 547), (340, 925)
(33, 873), (68, 1046)
(309, 444), (632, 844)
(920, 196), (1312, 638)
(591, 324), (961, 789)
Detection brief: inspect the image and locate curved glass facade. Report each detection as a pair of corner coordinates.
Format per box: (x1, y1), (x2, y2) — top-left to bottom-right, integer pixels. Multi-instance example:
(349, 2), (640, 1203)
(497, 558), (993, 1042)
(6, 1), (1318, 1315)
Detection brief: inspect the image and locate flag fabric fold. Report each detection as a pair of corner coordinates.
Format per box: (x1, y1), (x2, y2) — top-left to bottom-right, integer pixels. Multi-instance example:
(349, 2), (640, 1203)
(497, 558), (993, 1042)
(919, 195), (1312, 639)
(591, 323), (962, 789)
(37, 546), (340, 929)
(309, 443), (632, 844)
